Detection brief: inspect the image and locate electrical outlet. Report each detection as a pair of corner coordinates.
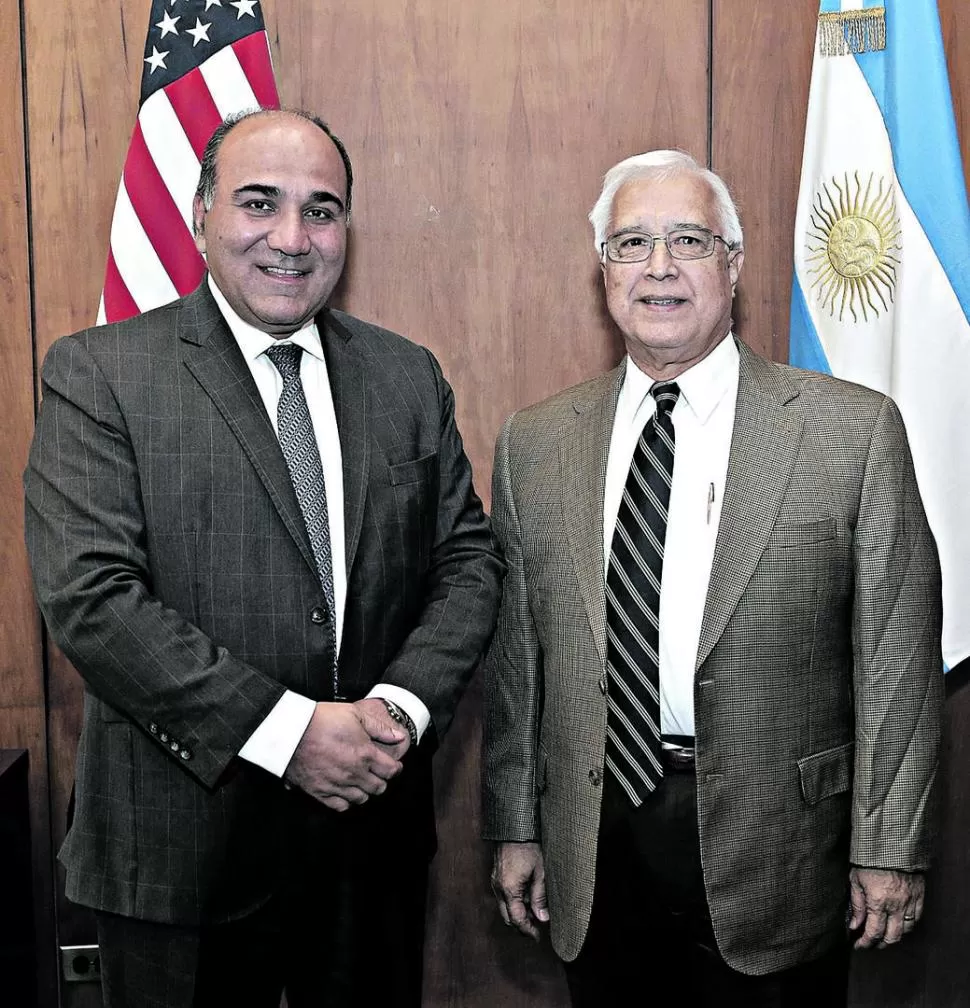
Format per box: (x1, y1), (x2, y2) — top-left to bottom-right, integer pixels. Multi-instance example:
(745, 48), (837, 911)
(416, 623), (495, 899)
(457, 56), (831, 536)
(60, 945), (101, 983)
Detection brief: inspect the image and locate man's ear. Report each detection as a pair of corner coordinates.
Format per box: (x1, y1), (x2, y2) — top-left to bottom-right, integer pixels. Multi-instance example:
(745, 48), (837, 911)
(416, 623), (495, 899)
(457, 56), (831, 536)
(192, 195), (206, 253)
(728, 248), (744, 291)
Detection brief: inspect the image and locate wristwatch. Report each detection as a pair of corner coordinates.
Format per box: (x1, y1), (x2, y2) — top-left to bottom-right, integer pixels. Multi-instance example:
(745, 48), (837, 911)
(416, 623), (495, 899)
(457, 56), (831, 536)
(379, 698), (418, 746)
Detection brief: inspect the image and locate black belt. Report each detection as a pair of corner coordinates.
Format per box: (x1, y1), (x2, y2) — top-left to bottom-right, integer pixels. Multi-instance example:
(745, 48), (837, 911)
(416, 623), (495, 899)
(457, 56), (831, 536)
(660, 736), (695, 773)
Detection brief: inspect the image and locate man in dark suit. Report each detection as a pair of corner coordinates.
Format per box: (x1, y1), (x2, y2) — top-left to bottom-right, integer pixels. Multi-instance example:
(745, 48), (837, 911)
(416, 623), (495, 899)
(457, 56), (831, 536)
(25, 108), (503, 1008)
(483, 150), (942, 1006)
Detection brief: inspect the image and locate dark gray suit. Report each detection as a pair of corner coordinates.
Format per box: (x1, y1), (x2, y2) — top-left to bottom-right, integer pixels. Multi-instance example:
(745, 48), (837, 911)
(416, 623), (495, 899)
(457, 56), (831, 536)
(26, 281), (503, 931)
(483, 339), (942, 974)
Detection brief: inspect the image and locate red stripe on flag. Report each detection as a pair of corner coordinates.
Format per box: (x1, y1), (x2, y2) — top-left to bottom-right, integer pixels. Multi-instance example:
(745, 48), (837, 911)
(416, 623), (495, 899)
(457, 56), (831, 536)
(102, 250), (141, 324)
(233, 33), (280, 109)
(165, 69), (224, 160)
(123, 122), (205, 296)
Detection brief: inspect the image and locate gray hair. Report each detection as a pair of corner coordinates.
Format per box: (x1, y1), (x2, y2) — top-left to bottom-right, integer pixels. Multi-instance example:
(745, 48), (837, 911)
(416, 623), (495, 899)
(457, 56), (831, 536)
(588, 150), (743, 253)
(193, 107), (354, 234)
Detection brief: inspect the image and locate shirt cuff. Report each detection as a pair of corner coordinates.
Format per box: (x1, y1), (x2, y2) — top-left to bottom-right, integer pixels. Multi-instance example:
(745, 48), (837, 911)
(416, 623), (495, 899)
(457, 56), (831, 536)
(366, 684), (431, 742)
(238, 690), (316, 777)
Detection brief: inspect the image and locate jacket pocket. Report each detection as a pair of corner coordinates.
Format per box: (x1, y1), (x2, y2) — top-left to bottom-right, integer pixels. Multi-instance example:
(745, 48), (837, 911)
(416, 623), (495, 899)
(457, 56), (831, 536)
(798, 741), (854, 805)
(388, 452), (438, 485)
(771, 516), (837, 548)
(91, 693), (129, 724)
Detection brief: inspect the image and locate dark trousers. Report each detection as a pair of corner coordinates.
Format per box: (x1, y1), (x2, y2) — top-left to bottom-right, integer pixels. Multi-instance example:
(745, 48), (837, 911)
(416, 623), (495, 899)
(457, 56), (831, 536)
(564, 772), (850, 1008)
(95, 789), (431, 1008)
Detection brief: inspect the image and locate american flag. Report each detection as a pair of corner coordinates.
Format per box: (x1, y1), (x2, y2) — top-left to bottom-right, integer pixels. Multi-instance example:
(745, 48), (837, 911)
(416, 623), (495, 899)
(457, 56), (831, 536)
(99, 0), (279, 323)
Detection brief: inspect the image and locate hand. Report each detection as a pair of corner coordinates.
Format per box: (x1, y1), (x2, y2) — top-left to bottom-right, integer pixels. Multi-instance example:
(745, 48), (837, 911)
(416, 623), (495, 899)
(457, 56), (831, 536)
(283, 702), (406, 811)
(353, 697), (411, 761)
(491, 841), (550, 941)
(848, 866), (925, 948)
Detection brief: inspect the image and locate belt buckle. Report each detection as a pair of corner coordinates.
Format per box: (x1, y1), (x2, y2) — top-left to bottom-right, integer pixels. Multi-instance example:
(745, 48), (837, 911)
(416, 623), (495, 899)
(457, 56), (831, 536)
(663, 744), (696, 772)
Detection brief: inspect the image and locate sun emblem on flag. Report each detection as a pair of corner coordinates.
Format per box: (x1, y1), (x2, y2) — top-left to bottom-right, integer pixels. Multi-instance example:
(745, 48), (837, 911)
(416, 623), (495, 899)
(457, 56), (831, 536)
(805, 171), (901, 323)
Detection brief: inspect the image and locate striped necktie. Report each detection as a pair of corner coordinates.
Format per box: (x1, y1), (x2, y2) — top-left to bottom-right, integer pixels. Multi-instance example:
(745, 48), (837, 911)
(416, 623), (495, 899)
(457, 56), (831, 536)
(604, 380), (680, 806)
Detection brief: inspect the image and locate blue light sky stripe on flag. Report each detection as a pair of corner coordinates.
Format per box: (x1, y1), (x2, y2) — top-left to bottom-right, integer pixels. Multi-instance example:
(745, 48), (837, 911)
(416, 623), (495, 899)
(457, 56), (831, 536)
(852, 2), (970, 317)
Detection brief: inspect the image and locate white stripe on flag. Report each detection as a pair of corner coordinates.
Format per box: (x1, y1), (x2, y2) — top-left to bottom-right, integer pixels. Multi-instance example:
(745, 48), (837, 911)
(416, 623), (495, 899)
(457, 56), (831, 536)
(139, 90), (203, 233)
(200, 45), (260, 118)
(109, 180), (179, 311)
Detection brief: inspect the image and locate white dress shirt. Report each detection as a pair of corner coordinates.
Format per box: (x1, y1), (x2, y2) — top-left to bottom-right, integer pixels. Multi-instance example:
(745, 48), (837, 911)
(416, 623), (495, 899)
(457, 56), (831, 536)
(603, 335), (739, 737)
(206, 278), (430, 776)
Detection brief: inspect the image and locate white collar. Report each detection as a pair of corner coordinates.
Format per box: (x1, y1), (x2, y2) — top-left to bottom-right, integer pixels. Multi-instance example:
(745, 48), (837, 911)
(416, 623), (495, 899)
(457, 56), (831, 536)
(207, 274), (324, 363)
(623, 334), (739, 424)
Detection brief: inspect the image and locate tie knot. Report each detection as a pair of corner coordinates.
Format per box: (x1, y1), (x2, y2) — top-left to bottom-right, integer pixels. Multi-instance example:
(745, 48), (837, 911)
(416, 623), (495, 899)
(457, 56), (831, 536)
(265, 342), (304, 379)
(650, 381), (680, 418)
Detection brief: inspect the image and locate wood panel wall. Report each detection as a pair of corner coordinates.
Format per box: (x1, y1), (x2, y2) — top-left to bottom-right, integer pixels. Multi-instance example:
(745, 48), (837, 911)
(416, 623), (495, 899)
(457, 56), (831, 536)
(0, 1), (55, 1005)
(5, 2), (969, 1006)
(19, 4), (151, 1002)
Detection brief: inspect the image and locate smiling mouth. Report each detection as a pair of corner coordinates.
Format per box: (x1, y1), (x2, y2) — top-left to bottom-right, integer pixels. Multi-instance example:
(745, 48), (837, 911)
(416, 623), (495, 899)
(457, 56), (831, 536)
(638, 296), (686, 306)
(260, 265), (307, 278)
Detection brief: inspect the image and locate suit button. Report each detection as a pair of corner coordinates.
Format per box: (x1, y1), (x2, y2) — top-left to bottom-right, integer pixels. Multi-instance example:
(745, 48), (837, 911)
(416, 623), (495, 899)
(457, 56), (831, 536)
(598, 674), (608, 695)
(149, 723), (158, 734)
(179, 749), (192, 761)
(589, 768), (602, 787)
(310, 607), (328, 624)
(159, 732), (169, 743)
(170, 741), (180, 752)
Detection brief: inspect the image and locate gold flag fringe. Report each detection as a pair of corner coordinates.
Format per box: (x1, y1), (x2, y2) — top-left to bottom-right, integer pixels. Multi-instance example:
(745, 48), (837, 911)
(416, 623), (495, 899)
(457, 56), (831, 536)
(818, 7), (887, 56)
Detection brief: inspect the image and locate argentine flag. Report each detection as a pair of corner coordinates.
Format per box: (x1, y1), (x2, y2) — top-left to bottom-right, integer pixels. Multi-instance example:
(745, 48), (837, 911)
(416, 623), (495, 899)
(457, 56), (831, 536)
(790, 0), (970, 669)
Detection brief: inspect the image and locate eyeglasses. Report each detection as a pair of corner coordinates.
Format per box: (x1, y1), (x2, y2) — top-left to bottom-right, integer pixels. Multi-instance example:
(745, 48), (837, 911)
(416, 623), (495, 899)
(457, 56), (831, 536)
(601, 227), (735, 263)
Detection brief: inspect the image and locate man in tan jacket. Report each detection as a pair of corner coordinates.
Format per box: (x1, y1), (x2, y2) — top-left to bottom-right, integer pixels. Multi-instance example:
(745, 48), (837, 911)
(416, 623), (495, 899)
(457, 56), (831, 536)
(483, 150), (942, 1006)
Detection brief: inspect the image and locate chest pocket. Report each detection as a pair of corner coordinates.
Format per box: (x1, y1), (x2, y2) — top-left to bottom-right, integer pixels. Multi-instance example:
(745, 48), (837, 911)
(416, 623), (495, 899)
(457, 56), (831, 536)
(770, 515), (837, 548)
(389, 452), (438, 486)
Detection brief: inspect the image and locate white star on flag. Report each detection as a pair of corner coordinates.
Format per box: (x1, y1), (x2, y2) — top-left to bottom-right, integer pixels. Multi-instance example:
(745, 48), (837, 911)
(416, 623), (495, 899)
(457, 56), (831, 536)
(186, 18), (211, 46)
(204, 0), (223, 8)
(144, 46), (169, 72)
(155, 11), (180, 38)
(230, 1), (258, 19)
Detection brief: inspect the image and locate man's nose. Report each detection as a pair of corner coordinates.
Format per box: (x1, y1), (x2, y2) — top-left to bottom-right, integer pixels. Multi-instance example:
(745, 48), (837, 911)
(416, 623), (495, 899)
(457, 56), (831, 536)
(267, 209), (311, 256)
(642, 237), (678, 278)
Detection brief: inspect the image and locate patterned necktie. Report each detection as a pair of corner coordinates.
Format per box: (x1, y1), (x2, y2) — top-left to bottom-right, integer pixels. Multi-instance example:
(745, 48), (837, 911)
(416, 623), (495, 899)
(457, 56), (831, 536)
(605, 380), (680, 806)
(265, 343), (336, 629)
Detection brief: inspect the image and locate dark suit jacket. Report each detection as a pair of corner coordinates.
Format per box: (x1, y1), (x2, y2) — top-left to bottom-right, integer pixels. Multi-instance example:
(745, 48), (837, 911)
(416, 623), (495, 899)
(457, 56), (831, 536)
(482, 339), (942, 974)
(26, 281), (503, 925)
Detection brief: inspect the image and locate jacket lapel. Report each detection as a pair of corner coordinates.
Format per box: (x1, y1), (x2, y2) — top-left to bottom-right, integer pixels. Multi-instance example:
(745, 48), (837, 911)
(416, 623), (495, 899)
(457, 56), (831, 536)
(178, 283), (319, 579)
(559, 366), (624, 665)
(695, 342), (804, 669)
(321, 312), (370, 572)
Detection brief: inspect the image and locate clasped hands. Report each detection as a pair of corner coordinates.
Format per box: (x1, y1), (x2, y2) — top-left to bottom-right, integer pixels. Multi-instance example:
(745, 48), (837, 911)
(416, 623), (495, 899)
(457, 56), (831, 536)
(283, 698), (410, 811)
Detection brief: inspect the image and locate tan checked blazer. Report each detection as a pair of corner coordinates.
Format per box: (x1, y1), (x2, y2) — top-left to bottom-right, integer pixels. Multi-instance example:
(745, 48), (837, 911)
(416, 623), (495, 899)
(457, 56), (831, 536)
(482, 339), (942, 975)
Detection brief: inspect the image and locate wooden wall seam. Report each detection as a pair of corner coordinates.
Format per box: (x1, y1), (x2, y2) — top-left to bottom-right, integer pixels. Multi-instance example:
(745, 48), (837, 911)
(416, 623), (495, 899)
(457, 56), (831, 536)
(5, 0), (56, 1005)
(707, 0), (714, 168)
(18, 0), (39, 410)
